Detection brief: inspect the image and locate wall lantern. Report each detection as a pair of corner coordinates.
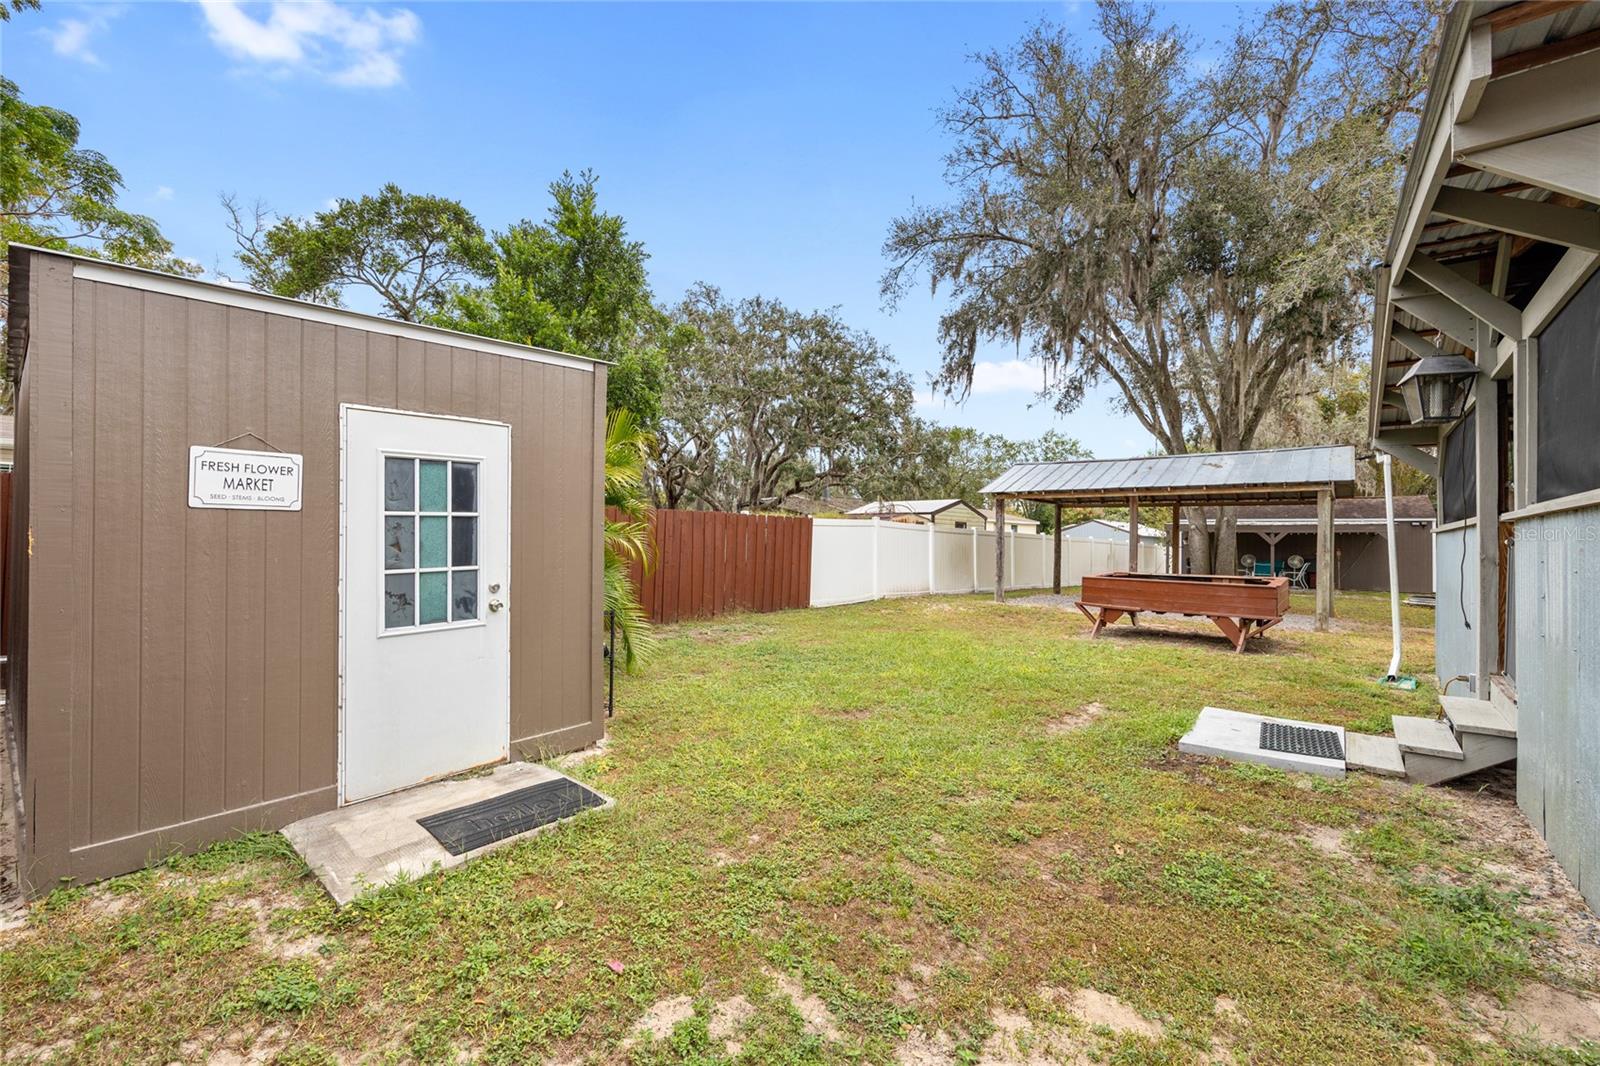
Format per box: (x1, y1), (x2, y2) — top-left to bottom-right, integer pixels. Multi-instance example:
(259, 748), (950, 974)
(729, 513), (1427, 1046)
(1396, 352), (1480, 425)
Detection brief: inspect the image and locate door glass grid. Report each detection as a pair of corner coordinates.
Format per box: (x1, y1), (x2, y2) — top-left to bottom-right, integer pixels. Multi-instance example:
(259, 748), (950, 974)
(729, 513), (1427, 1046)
(383, 456), (479, 630)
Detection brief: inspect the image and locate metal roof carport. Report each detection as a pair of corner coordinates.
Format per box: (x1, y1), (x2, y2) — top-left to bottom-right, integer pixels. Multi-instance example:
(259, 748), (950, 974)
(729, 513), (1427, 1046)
(981, 445), (1358, 630)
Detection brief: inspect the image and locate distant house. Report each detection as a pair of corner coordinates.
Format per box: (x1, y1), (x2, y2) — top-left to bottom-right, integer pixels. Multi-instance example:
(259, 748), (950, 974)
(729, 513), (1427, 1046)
(1180, 496), (1435, 593)
(845, 498), (990, 530)
(994, 510), (1040, 535)
(1058, 518), (1165, 545)
(0, 413), (12, 470)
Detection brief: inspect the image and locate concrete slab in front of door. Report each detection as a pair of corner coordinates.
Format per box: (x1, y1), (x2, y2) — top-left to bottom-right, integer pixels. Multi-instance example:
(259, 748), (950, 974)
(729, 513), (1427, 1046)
(283, 762), (613, 906)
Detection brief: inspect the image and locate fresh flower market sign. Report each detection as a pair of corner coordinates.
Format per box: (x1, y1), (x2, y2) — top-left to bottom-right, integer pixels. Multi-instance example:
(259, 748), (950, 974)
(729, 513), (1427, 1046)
(188, 446), (303, 511)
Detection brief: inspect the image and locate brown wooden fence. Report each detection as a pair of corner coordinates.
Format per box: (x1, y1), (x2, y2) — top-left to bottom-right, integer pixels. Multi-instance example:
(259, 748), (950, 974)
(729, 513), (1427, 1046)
(1, 470), (11, 655)
(608, 508), (812, 623)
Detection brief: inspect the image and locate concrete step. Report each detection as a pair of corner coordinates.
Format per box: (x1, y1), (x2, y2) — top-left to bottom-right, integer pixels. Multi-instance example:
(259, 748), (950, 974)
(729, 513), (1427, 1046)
(1345, 732), (1407, 778)
(1400, 730), (1518, 786)
(1441, 694), (1517, 738)
(1393, 715), (1464, 760)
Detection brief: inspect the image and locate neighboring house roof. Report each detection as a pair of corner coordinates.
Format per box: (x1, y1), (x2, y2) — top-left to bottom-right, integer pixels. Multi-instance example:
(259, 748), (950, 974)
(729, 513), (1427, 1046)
(846, 499), (987, 520)
(999, 511), (1038, 525)
(982, 445), (1358, 502)
(1179, 496), (1435, 527)
(1065, 519), (1166, 539)
(774, 493), (867, 516)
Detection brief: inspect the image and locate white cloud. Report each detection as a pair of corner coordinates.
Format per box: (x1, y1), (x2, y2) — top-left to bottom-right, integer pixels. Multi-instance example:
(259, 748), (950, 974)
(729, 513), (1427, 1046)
(198, 0), (420, 89)
(969, 358), (1044, 396)
(154, 185), (176, 201)
(42, 6), (123, 65)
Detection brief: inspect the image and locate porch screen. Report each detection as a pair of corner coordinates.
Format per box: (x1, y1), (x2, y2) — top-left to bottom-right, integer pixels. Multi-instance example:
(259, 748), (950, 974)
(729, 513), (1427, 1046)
(1441, 416), (1476, 525)
(1536, 269), (1600, 503)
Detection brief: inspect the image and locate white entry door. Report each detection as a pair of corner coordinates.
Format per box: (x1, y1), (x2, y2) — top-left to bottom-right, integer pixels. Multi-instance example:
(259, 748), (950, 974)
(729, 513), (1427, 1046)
(341, 407), (511, 804)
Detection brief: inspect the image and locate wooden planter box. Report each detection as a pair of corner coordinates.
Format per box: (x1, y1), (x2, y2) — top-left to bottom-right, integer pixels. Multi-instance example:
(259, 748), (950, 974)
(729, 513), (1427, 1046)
(1076, 572), (1290, 652)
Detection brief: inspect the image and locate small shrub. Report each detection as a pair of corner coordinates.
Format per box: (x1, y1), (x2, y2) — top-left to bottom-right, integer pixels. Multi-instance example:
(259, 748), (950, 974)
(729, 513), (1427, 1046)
(248, 962), (321, 1014)
(1388, 881), (1535, 992)
(1161, 851), (1274, 910)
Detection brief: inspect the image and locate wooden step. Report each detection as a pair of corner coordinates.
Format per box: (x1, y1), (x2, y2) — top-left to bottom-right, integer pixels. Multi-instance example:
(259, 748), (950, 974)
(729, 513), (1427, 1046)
(1393, 715), (1464, 760)
(1440, 694), (1516, 738)
(1345, 732), (1406, 778)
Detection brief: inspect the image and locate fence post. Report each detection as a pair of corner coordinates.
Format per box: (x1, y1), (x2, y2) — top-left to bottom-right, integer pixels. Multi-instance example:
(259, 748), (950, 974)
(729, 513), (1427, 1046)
(871, 517), (881, 601)
(970, 527), (978, 592)
(927, 520), (936, 595)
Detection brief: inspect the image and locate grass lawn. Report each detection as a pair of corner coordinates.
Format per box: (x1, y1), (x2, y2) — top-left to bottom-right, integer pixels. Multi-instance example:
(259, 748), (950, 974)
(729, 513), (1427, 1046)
(4, 591), (1599, 1064)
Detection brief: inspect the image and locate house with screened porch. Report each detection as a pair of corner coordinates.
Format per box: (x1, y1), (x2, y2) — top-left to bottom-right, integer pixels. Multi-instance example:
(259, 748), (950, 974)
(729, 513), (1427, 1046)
(1366, 1), (1600, 910)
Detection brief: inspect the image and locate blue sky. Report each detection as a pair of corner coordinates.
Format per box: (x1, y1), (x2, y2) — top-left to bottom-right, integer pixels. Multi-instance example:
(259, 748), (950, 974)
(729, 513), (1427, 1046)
(6, 0), (1246, 456)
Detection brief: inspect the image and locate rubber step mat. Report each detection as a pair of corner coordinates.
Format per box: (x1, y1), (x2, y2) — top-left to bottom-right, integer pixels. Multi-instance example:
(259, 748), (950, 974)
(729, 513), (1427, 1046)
(417, 778), (607, 856)
(1259, 721), (1343, 761)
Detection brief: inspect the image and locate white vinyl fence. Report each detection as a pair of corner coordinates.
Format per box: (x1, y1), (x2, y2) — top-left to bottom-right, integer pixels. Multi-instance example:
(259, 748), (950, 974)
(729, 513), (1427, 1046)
(810, 518), (1165, 608)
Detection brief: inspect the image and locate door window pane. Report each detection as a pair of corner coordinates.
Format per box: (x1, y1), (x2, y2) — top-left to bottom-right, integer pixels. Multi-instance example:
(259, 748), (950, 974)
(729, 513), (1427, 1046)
(384, 574), (415, 629)
(452, 570), (478, 621)
(383, 452), (487, 631)
(384, 516), (414, 570)
(452, 462), (477, 512)
(419, 515), (448, 569)
(452, 516), (477, 566)
(384, 457), (414, 510)
(419, 571), (448, 625)
(419, 460), (449, 512)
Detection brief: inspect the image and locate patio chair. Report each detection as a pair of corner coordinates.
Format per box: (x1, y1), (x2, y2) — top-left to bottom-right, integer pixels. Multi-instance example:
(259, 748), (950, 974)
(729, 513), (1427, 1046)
(1253, 562), (1273, 578)
(1239, 553), (1256, 577)
(1284, 555), (1311, 590)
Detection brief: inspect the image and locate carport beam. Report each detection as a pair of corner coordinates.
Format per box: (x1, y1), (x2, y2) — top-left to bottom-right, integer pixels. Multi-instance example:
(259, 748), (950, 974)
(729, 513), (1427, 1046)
(1315, 488), (1334, 631)
(1128, 496), (1140, 573)
(1052, 503), (1062, 594)
(994, 495), (1006, 602)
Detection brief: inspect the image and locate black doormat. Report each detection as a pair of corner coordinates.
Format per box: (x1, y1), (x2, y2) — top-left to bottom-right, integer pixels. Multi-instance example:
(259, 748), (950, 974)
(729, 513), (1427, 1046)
(1259, 721), (1344, 761)
(417, 778), (607, 856)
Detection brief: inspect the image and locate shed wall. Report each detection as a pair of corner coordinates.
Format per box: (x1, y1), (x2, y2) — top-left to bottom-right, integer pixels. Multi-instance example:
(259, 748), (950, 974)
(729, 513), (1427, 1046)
(1514, 504), (1600, 912)
(1434, 523), (1478, 692)
(13, 255), (605, 893)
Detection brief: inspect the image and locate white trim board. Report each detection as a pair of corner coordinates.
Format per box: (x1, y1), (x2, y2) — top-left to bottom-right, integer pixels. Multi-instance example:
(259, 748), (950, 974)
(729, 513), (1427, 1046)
(61, 253), (599, 373)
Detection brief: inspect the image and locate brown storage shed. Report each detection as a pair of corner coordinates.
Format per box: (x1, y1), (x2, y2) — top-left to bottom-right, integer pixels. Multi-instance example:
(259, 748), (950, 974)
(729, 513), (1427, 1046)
(3, 246), (607, 896)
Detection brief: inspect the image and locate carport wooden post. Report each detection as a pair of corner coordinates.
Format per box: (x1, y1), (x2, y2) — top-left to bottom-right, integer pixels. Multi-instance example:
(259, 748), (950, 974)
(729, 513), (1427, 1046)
(1315, 488), (1334, 630)
(993, 495), (1006, 602)
(1052, 503), (1063, 594)
(1128, 496), (1140, 573)
(1169, 505), (1181, 574)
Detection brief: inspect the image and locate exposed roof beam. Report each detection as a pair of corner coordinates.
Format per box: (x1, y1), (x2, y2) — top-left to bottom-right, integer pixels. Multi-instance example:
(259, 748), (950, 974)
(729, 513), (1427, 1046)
(1391, 292), (1479, 348)
(1494, 26), (1600, 78)
(1457, 123), (1600, 204)
(1374, 439), (1439, 479)
(1475, 0), (1585, 32)
(1390, 324), (1443, 361)
(1405, 252), (1524, 338)
(1521, 247), (1600, 334)
(1456, 23), (1494, 123)
(1431, 185), (1600, 250)
(1455, 47), (1600, 155)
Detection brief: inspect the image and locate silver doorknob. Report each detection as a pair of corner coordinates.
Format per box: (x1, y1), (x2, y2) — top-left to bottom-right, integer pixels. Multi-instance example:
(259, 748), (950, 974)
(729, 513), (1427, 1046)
(488, 599), (505, 613)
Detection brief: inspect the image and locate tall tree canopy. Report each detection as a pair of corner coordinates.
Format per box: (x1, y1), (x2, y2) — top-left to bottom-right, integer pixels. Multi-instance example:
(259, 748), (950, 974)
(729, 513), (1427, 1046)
(653, 284), (918, 512)
(883, 0), (1441, 568)
(225, 183), (493, 321)
(435, 171), (677, 424)
(1, 76), (197, 403)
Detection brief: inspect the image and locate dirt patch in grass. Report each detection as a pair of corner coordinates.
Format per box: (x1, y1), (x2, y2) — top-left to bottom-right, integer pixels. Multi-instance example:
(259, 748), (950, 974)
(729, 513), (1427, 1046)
(764, 969), (842, 1040)
(1468, 982), (1600, 1047)
(1046, 986), (1163, 1040)
(629, 993), (696, 1042)
(675, 621), (775, 645)
(1045, 702), (1108, 735)
(1440, 767), (1600, 987)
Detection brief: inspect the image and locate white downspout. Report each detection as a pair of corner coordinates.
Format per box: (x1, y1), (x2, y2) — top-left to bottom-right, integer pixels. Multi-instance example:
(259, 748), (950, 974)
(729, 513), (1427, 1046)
(1381, 452), (1403, 679)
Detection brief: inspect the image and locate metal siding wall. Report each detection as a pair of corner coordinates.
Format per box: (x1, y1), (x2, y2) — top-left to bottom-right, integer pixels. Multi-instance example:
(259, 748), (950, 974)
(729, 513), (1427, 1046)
(1514, 505), (1600, 911)
(17, 264), (602, 892)
(1433, 524), (1478, 689)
